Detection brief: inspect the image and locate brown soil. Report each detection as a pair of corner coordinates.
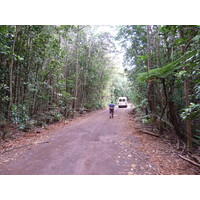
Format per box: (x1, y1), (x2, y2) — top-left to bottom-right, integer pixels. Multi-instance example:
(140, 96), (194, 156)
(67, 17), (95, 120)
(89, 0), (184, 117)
(0, 105), (199, 175)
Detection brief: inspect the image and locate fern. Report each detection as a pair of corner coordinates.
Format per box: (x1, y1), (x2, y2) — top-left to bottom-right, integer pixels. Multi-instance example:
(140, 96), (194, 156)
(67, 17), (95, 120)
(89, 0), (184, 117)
(137, 49), (198, 83)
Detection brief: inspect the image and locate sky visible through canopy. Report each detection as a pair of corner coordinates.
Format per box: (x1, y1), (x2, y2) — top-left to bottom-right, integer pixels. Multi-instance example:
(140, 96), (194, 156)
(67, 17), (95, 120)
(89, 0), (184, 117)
(95, 25), (125, 71)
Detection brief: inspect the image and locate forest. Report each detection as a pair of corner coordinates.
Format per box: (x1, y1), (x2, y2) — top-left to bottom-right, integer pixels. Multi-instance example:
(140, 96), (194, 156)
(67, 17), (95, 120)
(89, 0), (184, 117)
(0, 25), (200, 152)
(117, 25), (200, 151)
(0, 25), (128, 136)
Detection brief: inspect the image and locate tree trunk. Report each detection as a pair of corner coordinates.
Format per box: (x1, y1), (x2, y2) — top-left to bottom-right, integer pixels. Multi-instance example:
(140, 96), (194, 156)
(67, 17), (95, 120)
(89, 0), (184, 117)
(146, 25), (155, 115)
(72, 26), (80, 112)
(82, 39), (93, 107)
(31, 63), (39, 116)
(167, 78), (183, 138)
(155, 26), (160, 68)
(147, 25), (151, 72)
(7, 25), (19, 122)
(180, 26), (192, 151)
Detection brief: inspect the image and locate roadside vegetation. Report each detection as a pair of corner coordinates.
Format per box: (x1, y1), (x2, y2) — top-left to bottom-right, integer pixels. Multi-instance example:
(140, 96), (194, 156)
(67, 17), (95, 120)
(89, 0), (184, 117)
(0, 25), (128, 139)
(117, 25), (200, 153)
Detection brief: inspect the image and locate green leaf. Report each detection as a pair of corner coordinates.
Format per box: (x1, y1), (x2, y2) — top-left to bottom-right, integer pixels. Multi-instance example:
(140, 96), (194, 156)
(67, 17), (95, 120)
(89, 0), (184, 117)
(17, 55), (24, 61)
(137, 49), (198, 83)
(176, 70), (186, 78)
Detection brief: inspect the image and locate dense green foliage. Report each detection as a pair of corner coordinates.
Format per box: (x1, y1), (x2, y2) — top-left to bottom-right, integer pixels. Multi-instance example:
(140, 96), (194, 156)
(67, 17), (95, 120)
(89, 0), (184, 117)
(0, 25), (124, 133)
(1, 25), (199, 151)
(117, 25), (200, 150)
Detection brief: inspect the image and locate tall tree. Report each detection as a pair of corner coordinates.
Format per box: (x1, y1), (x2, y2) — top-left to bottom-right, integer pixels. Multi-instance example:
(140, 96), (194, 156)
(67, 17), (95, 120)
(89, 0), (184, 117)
(146, 25), (155, 116)
(7, 25), (19, 122)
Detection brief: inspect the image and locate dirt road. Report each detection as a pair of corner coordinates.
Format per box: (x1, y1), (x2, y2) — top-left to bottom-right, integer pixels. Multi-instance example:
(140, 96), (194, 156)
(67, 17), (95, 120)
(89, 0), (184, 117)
(0, 105), (199, 175)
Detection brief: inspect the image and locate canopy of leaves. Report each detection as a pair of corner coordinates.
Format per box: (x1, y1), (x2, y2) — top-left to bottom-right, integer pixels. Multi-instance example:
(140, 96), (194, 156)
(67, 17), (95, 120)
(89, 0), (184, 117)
(0, 25), (124, 132)
(137, 49), (198, 82)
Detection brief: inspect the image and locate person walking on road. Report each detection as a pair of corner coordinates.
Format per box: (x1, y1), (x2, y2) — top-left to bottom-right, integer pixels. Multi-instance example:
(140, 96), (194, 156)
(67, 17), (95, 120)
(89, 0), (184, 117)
(109, 102), (115, 118)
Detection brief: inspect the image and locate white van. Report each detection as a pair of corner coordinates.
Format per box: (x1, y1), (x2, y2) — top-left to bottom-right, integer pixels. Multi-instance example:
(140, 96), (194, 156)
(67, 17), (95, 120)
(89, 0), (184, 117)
(118, 97), (128, 108)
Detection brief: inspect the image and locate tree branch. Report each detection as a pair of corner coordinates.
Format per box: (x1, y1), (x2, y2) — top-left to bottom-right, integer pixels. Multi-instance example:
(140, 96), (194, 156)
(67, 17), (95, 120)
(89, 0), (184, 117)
(179, 155), (200, 168)
(139, 129), (159, 137)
